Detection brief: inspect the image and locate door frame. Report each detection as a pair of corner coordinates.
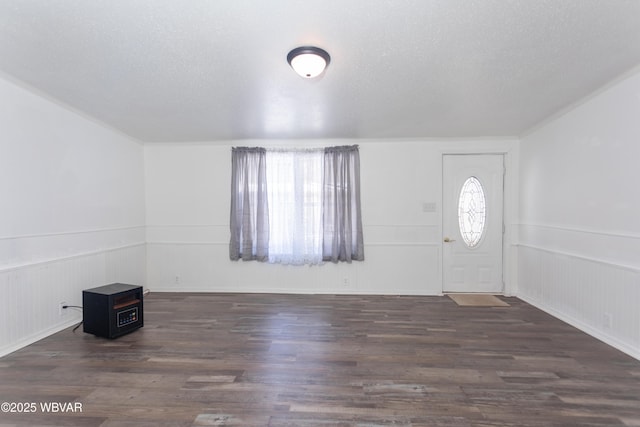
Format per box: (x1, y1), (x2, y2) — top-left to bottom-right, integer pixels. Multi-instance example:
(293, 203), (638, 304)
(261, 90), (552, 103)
(439, 148), (516, 296)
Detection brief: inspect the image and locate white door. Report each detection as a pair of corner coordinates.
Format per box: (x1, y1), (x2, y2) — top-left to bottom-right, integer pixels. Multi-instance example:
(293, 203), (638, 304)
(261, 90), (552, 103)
(442, 154), (504, 293)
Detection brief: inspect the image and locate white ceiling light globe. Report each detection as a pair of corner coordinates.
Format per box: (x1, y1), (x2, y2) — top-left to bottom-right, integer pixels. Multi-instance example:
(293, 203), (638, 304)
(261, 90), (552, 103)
(287, 46), (331, 79)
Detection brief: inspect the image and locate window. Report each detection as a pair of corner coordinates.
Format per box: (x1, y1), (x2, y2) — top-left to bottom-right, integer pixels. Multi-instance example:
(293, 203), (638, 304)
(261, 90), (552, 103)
(266, 149), (324, 265)
(229, 146), (364, 265)
(458, 176), (486, 248)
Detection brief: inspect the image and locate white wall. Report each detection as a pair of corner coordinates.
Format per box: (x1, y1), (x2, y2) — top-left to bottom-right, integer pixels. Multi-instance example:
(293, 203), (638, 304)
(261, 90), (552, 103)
(518, 69), (640, 359)
(0, 75), (146, 356)
(145, 138), (517, 296)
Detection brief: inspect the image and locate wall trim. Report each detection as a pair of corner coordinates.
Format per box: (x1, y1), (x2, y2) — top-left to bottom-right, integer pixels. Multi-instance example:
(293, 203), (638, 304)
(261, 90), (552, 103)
(143, 136), (520, 148)
(0, 225), (146, 241)
(517, 222), (640, 240)
(0, 242), (146, 273)
(146, 224), (224, 228)
(146, 241), (441, 247)
(147, 241), (227, 246)
(516, 243), (640, 273)
(146, 224), (439, 228)
(517, 293), (640, 361)
(365, 224), (439, 228)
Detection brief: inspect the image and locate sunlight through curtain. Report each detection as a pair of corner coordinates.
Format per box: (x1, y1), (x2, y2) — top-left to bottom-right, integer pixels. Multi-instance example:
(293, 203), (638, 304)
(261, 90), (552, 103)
(266, 149), (324, 265)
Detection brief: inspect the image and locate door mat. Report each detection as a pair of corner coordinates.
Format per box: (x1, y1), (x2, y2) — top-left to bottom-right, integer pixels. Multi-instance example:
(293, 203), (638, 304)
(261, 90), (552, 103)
(447, 294), (510, 307)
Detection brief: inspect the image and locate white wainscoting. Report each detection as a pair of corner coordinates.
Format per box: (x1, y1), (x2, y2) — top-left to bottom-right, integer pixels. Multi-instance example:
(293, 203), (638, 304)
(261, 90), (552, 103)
(0, 233), (146, 357)
(517, 224), (640, 360)
(146, 224), (442, 295)
(0, 226), (145, 270)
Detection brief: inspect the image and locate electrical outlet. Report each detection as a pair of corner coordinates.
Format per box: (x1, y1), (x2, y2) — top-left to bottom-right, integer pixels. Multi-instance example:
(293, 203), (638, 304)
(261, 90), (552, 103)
(59, 301), (67, 317)
(342, 277), (350, 286)
(175, 275), (180, 284)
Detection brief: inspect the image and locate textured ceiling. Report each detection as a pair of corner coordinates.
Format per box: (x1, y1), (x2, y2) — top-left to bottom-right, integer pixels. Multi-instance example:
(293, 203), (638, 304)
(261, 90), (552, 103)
(1, 0), (640, 142)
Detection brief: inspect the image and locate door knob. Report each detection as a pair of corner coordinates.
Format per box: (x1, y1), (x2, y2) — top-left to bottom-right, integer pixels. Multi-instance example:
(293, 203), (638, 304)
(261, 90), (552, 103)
(443, 237), (456, 243)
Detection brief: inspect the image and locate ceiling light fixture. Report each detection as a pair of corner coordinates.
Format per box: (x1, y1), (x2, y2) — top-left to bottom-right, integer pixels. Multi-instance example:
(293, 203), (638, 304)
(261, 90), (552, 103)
(287, 46), (331, 79)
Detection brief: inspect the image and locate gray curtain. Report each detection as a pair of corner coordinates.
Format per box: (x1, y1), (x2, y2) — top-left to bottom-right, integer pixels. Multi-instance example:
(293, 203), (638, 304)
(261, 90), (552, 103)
(229, 147), (269, 261)
(322, 145), (365, 262)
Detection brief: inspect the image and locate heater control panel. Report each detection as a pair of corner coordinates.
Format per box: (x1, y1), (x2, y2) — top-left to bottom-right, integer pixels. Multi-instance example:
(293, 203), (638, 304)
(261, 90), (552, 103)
(117, 307), (139, 327)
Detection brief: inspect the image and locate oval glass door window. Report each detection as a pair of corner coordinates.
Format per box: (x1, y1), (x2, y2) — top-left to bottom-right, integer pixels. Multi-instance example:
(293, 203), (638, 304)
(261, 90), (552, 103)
(458, 176), (486, 248)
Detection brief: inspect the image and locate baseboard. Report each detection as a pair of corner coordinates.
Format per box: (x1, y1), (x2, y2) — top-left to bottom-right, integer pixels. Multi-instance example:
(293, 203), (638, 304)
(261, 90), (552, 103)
(0, 315), (82, 358)
(148, 287), (439, 296)
(517, 293), (640, 361)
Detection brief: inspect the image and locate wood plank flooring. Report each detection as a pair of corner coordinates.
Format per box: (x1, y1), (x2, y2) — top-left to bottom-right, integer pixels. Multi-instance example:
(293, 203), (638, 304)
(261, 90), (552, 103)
(1, 293), (640, 426)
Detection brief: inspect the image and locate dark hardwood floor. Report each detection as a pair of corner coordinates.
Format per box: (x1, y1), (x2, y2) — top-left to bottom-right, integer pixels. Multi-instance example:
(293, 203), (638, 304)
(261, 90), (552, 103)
(1, 293), (640, 426)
